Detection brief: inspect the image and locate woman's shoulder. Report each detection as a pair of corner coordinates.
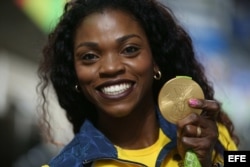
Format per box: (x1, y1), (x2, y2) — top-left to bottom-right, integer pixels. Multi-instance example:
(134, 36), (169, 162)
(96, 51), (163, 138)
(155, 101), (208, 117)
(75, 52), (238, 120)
(46, 135), (83, 166)
(45, 120), (118, 166)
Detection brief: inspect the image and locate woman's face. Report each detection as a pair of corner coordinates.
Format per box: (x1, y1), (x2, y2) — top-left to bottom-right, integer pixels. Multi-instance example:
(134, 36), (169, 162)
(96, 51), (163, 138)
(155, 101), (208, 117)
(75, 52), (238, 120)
(74, 9), (157, 118)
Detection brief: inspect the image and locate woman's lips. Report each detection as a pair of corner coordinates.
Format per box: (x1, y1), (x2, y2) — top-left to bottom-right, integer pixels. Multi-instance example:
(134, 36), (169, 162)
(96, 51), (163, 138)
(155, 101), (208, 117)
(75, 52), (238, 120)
(97, 81), (135, 99)
(101, 82), (132, 95)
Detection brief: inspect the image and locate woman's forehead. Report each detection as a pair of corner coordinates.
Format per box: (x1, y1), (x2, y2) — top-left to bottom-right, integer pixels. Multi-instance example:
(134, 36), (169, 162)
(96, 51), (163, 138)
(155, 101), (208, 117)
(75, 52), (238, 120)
(75, 9), (145, 39)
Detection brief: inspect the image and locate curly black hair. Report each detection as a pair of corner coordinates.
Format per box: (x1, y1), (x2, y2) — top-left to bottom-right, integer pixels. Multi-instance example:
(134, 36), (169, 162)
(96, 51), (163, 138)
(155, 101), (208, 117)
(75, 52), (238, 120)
(38, 0), (238, 146)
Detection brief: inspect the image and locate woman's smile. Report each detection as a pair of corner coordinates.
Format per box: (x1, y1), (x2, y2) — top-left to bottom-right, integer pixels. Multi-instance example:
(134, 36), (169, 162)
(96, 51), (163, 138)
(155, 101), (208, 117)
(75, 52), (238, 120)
(98, 80), (134, 98)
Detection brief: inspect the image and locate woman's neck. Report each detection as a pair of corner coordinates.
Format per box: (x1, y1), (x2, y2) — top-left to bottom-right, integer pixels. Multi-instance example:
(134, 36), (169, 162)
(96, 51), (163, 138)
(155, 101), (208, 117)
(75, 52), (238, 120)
(97, 104), (159, 149)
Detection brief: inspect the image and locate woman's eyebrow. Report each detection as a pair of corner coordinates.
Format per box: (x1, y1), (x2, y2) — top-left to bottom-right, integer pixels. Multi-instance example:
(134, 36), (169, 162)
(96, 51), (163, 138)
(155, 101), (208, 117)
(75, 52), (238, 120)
(75, 42), (98, 50)
(75, 34), (141, 50)
(116, 34), (142, 43)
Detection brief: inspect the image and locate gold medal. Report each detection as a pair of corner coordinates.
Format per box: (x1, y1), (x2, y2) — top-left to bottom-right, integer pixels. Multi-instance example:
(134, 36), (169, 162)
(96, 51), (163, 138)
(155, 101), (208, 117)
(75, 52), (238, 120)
(158, 76), (204, 124)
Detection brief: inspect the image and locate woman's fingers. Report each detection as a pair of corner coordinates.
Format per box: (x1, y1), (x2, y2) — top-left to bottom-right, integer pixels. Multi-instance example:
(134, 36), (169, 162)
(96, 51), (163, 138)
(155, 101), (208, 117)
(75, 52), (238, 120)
(181, 136), (211, 151)
(177, 113), (218, 139)
(177, 113), (199, 138)
(188, 99), (221, 120)
(181, 125), (205, 138)
(176, 104), (219, 167)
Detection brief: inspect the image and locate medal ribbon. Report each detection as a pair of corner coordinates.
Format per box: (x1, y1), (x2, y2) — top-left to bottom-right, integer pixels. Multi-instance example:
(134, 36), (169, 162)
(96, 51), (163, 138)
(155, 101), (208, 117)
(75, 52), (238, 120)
(184, 150), (201, 167)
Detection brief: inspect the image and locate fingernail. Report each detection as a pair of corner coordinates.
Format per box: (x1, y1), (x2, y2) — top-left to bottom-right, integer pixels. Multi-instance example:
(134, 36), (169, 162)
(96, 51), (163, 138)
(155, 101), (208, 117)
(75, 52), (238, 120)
(188, 98), (199, 107)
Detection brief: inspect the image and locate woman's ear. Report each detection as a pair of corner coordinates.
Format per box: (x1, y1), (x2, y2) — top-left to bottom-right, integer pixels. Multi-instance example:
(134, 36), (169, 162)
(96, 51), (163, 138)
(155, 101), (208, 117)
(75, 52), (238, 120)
(153, 63), (162, 80)
(153, 62), (160, 73)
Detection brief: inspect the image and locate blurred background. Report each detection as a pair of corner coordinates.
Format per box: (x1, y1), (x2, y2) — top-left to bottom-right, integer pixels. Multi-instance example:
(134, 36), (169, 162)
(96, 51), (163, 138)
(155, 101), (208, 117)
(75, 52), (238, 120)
(0, 0), (249, 166)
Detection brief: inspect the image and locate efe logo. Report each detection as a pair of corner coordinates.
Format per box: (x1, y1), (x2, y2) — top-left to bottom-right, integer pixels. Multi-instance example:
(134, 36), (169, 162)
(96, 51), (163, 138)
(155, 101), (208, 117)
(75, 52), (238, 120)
(224, 151), (250, 167)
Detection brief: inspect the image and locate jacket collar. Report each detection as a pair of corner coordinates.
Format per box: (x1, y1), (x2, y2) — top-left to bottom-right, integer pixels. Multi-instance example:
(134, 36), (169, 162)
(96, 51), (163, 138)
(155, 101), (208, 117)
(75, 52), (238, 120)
(49, 120), (117, 166)
(49, 107), (177, 166)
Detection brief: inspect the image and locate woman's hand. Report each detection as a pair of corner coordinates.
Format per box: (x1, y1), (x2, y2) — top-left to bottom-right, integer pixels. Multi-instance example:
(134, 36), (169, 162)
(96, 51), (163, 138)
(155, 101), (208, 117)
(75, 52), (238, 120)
(177, 98), (220, 167)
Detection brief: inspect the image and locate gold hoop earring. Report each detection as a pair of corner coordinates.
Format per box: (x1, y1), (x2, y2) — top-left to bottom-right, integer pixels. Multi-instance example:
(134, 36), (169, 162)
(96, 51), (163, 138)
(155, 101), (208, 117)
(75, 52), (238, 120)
(154, 71), (162, 80)
(75, 84), (81, 93)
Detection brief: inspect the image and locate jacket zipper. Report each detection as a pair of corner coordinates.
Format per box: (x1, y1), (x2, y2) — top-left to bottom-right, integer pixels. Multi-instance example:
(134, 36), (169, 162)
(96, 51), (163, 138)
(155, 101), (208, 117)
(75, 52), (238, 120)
(82, 157), (147, 167)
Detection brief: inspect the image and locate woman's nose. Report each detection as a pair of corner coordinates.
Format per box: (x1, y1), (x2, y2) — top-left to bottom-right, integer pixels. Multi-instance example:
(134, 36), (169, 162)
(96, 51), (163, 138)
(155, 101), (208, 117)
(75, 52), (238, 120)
(99, 54), (125, 77)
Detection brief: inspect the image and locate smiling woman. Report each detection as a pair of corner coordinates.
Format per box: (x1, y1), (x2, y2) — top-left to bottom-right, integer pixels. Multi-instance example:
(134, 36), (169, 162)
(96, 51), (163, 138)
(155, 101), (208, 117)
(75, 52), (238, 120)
(38, 0), (238, 167)
(74, 9), (155, 118)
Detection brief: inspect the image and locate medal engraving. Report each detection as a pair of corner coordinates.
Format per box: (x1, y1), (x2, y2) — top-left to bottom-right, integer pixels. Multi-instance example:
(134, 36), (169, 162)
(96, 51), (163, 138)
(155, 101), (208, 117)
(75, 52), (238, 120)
(158, 77), (204, 124)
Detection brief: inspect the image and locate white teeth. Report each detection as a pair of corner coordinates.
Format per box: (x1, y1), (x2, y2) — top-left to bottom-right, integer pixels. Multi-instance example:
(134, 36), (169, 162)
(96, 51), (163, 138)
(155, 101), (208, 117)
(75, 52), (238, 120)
(101, 83), (131, 95)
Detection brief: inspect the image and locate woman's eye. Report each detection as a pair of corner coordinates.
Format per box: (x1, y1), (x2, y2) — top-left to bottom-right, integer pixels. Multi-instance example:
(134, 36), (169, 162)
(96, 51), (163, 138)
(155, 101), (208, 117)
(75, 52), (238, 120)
(81, 53), (99, 61)
(122, 46), (139, 55)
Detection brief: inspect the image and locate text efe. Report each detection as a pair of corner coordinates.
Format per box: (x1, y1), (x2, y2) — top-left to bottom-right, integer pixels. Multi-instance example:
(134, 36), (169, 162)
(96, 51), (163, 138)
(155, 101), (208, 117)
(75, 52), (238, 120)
(228, 155), (246, 162)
